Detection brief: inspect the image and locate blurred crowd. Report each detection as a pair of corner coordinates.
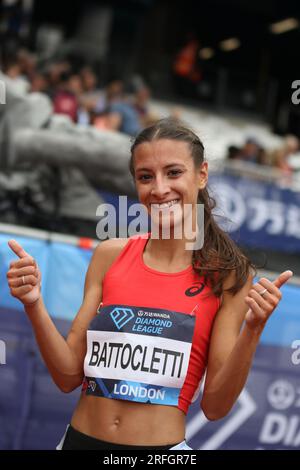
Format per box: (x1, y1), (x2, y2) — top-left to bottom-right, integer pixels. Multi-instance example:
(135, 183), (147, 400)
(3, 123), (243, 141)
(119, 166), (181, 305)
(1, 48), (160, 137)
(1, 47), (300, 178)
(227, 134), (300, 176)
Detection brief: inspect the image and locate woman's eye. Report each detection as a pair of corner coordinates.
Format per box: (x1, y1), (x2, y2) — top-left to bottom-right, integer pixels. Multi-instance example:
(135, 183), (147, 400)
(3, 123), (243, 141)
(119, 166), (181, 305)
(168, 170), (182, 176)
(138, 174), (152, 181)
(137, 170), (182, 181)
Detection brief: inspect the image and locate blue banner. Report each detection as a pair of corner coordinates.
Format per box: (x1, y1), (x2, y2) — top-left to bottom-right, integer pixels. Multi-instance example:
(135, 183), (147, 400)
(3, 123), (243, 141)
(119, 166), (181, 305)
(209, 173), (300, 253)
(0, 234), (93, 320)
(187, 343), (300, 450)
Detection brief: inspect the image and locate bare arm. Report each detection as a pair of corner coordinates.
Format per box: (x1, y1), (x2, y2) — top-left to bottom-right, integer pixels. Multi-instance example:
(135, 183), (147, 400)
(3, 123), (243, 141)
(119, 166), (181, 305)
(7, 238), (128, 393)
(201, 269), (293, 420)
(24, 255), (103, 393)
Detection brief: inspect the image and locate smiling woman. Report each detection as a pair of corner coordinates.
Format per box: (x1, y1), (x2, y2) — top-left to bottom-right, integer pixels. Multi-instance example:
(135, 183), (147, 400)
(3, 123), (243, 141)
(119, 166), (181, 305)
(6, 118), (293, 450)
(129, 118), (254, 295)
(132, 137), (204, 245)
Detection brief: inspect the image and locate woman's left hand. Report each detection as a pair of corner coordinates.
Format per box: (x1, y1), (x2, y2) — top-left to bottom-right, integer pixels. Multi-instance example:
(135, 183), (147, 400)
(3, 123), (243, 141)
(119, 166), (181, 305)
(245, 270), (293, 331)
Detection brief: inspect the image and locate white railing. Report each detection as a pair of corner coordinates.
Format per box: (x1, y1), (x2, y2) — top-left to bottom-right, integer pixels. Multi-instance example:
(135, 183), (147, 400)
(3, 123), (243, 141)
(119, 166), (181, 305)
(212, 160), (300, 192)
(1, 223), (299, 286)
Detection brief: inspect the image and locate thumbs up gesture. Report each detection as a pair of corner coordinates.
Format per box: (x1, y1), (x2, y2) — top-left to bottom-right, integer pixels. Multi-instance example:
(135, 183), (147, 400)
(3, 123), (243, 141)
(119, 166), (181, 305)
(6, 240), (42, 307)
(245, 270), (293, 331)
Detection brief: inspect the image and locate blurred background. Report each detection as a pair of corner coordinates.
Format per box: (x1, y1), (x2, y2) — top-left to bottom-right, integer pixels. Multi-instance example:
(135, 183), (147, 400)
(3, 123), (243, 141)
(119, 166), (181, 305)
(0, 0), (300, 450)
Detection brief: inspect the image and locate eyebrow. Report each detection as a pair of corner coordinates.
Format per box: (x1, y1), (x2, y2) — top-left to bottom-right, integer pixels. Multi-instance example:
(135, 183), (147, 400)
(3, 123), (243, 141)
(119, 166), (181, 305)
(135, 163), (186, 172)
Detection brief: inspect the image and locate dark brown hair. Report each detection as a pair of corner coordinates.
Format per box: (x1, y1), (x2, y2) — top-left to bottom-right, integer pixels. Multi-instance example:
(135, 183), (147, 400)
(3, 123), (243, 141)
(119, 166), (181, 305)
(129, 118), (256, 297)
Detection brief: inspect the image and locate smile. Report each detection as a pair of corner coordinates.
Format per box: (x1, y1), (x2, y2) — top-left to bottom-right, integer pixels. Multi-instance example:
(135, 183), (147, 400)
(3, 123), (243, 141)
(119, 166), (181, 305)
(151, 199), (180, 209)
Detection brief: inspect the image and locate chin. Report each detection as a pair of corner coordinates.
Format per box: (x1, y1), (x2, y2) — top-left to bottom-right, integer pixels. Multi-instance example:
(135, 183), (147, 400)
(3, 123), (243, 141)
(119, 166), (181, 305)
(150, 215), (185, 238)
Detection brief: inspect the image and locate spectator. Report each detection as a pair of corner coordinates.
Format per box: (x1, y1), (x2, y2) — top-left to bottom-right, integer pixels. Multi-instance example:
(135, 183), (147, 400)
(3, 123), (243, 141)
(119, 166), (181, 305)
(105, 80), (142, 137)
(226, 138), (265, 165)
(240, 137), (265, 165)
(227, 145), (242, 161)
(30, 72), (49, 93)
(268, 135), (299, 174)
(46, 61), (71, 99)
(131, 82), (159, 127)
(80, 66), (98, 93)
(52, 71), (79, 122)
(3, 60), (30, 94)
(80, 66), (105, 114)
(17, 48), (37, 81)
(173, 34), (202, 98)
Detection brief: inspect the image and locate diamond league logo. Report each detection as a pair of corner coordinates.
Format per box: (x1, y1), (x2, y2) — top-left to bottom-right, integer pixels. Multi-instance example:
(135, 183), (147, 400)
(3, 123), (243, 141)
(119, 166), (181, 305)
(110, 307), (135, 330)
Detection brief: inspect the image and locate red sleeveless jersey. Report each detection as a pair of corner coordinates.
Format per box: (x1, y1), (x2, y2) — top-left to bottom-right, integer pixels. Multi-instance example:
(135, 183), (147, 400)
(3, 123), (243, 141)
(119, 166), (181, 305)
(83, 233), (220, 414)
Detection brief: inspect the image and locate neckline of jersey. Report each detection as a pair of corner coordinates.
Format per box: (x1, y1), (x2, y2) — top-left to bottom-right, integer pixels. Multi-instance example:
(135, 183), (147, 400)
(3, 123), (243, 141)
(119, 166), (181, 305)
(139, 233), (194, 277)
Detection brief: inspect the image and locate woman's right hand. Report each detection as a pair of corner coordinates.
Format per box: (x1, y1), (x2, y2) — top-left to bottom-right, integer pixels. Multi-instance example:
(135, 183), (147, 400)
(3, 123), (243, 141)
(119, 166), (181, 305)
(7, 239), (42, 307)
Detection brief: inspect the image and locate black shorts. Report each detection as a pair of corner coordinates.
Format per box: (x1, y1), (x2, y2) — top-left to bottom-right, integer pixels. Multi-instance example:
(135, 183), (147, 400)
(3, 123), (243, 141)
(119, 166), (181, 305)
(60, 425), (181, 450)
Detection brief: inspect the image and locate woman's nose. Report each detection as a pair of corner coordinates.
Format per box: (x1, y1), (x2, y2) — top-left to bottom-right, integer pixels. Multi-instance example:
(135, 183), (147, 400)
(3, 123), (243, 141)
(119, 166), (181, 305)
(150, 176), (171, 198)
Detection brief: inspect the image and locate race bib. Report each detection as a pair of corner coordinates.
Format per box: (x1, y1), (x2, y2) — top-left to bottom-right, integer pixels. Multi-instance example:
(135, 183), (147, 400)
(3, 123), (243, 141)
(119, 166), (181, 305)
(84, 304), (196, 406)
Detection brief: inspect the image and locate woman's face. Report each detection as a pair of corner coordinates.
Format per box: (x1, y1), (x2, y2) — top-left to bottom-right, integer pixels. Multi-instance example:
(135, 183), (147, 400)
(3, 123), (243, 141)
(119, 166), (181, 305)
(133, 139), (208, 232)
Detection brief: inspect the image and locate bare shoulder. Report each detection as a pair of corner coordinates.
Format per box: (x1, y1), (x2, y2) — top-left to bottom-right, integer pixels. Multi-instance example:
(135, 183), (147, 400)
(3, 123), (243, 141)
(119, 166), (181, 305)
(93, 237), (129, 275)
(220, 268), (254, 308)
(81, 237), (129, 298)
(95, 237), (129, 256)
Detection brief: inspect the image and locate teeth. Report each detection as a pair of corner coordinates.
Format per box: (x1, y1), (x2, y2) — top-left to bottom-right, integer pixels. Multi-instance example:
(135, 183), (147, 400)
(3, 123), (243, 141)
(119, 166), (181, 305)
(152, 199), (179, 209)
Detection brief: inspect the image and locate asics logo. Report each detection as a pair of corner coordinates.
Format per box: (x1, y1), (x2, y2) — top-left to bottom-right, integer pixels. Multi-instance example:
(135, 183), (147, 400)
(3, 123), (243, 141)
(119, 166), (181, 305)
(110, 307), (135, 330)
(185, 283), (205, 297)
